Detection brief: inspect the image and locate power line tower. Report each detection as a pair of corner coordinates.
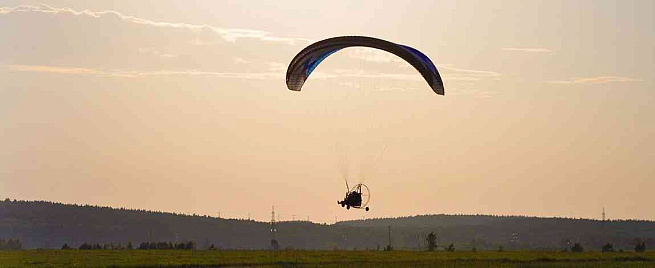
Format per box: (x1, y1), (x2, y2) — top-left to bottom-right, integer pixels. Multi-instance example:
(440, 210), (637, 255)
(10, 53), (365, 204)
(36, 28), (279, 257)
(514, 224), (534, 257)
(270, 206), (279, 250)
(271, 206), (277, 236)
(602, 207), (607, 246)
(385, 225), (393, 251)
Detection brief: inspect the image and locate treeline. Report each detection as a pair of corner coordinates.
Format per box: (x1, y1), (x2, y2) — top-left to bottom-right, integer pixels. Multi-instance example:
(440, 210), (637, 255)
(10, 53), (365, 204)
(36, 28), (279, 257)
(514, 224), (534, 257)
(340, 214), (655, 251)
(0, 198), (250, 221)
(560, 241), (647, 253)
(1, 198), (216, 219)
(0, 238), (22, 250)
(64, 241), (200, 250)
(2, 199), (654, 250)
(136, 241), (197, 250)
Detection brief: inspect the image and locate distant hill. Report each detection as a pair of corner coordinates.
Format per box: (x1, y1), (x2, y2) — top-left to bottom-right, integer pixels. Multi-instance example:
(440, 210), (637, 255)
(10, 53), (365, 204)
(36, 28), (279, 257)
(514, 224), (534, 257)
(1, 199), (653, 250)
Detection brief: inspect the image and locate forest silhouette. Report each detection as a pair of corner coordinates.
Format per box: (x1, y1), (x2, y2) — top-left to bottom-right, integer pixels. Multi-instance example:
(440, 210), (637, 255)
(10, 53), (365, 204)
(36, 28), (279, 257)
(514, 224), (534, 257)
(1, 199), (653, 251)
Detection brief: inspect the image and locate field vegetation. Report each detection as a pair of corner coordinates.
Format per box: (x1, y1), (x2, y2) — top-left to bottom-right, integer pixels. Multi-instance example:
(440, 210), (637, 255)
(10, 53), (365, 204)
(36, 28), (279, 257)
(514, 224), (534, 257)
(0, 250), (653, 267)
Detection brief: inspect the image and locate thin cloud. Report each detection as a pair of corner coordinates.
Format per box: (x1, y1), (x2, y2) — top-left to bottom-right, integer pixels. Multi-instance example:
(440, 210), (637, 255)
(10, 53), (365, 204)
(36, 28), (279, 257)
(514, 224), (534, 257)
(0, 4), (312, 45)
(438, 65), (500, 76)
(447, 88), (496, 98)
(234, 57), (251, 64)
(546, 76), (641, 84)
(4, 65), (134, 77)
(336, 81), (420, 92)
(133, 70), (281, 79)
(347, 48), (403, 63)
(138, 48), (177, 59)
(336, 81), (496, 98)
(502, 47), (552, 53)
(305, 67), (499, 97)
(188, 38), (213, 46)
(316, 69), (421, 81)
(3, 65), (281, 79)
(313, 65), (501, 83)
(437, 64), (501, 81)
(267, 62), (287, 72)
(442, 67), (500, 76)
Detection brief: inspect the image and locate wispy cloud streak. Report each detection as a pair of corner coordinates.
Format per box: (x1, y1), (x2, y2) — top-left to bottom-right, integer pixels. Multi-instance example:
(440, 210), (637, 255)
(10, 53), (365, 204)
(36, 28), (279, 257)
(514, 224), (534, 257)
(502, 47), (552, 53)
(6, 65), (124, 76)
(347, 48), (403, 63)
(310, 64), (502, 83)
(546, 76), (641, 84)
(3, 61), (505, 87)
(0, 4), (312, 45)
(3, 65), (281, 79)
(438, 65), (501, 76)
(437, 65), (501, 81)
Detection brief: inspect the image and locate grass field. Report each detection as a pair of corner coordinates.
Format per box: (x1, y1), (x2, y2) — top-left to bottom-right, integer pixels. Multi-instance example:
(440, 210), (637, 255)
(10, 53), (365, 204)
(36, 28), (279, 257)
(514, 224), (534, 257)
(1, 250), (653, 267)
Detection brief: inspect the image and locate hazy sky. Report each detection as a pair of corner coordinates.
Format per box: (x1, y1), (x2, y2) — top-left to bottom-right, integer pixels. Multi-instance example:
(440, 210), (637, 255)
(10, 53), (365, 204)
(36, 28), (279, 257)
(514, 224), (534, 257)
(1, 0), (653, 222)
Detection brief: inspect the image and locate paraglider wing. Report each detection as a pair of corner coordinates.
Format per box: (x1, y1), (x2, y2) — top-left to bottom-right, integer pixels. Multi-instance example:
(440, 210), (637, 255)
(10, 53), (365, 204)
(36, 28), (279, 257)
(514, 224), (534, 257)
(286, 36), (444, 95)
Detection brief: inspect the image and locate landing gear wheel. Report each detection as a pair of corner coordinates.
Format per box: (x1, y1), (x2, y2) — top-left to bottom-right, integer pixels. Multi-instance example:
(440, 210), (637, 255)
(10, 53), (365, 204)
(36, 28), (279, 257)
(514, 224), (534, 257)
(365, 207), (369, 211)
(346, 205), (350, 210)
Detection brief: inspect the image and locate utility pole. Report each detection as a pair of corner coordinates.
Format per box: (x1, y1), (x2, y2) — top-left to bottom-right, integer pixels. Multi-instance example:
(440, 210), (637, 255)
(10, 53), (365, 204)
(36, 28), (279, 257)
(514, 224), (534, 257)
(602, 207), (607, 245)
(388, 225), (392, 250)
(270, 206), (277, 238)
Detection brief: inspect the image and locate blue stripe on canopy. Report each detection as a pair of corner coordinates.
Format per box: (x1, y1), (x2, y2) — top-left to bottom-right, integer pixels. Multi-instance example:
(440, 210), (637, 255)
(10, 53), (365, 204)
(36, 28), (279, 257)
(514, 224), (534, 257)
(400, 45), (439, 76)
(305, 49), (342, 76)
